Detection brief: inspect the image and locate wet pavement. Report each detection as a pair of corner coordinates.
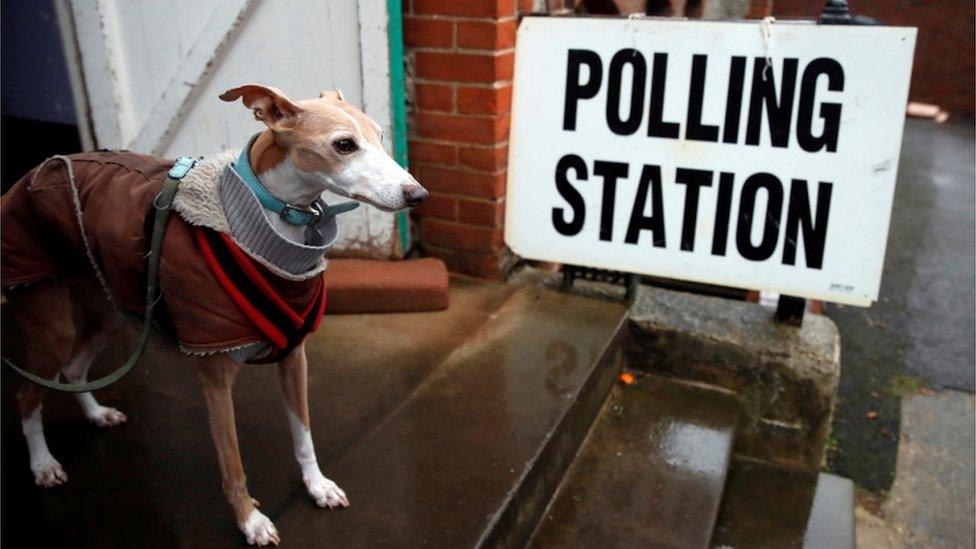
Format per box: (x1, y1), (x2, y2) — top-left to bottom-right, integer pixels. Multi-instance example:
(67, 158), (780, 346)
(529, 374), (739, 548)
(882, 390), (976, 548)
(1, 279), (627, 547)
(824, 118), (976, 491)
(712, 459), (854, 549)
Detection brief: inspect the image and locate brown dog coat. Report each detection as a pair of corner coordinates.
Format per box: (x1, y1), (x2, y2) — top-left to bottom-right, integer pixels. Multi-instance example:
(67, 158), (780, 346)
(1, 151), (325, 358)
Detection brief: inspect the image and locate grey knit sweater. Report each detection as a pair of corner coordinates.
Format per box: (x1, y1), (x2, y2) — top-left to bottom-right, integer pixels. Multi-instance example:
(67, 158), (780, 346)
(171, 151), (336, 361)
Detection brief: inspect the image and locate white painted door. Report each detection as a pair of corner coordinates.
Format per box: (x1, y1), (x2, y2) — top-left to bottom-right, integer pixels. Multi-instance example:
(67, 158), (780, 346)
(57, 0), (407, 258)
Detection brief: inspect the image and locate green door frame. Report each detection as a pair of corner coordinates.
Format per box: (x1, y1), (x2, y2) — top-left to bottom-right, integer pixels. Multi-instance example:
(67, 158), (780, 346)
(388, 0), (411, 253)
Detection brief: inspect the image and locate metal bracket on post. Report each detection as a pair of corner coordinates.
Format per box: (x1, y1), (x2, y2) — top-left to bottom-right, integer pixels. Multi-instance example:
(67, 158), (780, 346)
(776, 295), (806, 327)
(820, 0), (880, 26)
(562, 265), (640, 302)
(819, 0), (852, 24)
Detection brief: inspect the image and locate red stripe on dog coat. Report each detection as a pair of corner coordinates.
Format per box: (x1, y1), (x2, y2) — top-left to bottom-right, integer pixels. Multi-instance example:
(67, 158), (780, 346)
(194, 226), (326, 360)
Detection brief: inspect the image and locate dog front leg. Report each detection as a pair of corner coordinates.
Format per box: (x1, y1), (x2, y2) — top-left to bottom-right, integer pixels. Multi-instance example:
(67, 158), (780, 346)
(278, 343), (349, 508)
(194, 355), (280, 546)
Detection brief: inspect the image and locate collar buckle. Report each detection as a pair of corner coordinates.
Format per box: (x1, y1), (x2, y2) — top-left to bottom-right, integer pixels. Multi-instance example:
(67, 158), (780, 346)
(280, 202), (322, 226)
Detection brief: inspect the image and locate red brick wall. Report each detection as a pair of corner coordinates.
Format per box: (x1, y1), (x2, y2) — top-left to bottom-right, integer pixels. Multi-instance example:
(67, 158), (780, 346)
(748, 1), (975, 116)
(404, 0), (529, 279)
(403, 0), (972, 278)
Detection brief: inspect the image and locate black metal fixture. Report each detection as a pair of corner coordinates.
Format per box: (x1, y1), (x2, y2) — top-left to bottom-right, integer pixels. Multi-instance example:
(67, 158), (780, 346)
(820, 0), (880, 26)
(776, 295), (807, 327)
(561, 265), (640, 302)
(819, 0), (853, 25)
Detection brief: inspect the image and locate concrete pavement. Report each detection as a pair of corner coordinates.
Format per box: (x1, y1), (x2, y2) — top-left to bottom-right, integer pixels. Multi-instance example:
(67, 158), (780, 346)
(825, 118), (975, 492)
(824, 117), (975, 547)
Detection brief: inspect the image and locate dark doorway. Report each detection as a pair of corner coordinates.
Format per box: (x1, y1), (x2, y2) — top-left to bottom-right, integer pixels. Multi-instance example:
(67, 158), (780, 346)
(1, 0), (83, 193)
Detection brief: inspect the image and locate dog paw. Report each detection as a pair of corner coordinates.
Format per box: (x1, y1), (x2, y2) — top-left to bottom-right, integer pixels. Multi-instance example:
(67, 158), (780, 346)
(32, 458), (68, 488)
(304, 471), (349, 509)
(86, 406), (127, 427)
(241, 509), (280, 546)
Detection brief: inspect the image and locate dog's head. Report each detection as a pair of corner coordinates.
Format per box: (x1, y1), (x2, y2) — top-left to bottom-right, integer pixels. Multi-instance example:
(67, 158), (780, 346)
(219, 84), (426, 212)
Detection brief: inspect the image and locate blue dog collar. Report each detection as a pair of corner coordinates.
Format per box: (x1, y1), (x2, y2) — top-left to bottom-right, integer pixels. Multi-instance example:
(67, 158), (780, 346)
(233, 135), (359, 226)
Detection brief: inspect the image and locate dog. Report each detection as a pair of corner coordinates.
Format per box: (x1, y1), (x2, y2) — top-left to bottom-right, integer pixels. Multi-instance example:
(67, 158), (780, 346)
(1, 84), (427, 545)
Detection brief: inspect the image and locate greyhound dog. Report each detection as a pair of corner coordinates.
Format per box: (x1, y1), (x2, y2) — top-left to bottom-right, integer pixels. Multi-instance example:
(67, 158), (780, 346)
(2, 84), (427, 545)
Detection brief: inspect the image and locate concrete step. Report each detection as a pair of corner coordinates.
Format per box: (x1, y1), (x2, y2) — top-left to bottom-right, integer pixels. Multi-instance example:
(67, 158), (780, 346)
(1, 278), (526, 546)
(272, 283), (628, 548)
(2, 279), (626, 547)
(711, 459), (855, 549)
(528, 374), (740, 549)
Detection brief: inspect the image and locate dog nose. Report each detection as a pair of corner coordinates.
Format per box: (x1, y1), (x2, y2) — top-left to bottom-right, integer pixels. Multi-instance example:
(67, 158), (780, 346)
(403, 183), (428, 207)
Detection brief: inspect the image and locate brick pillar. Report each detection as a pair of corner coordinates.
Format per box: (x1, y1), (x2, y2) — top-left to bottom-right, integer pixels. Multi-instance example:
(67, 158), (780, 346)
(746, 0), (773, 18)
(403, 0), (523, 279)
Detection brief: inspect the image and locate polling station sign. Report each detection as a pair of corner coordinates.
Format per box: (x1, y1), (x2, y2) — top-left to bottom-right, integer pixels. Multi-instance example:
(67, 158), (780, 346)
(506, 17), (916, 306)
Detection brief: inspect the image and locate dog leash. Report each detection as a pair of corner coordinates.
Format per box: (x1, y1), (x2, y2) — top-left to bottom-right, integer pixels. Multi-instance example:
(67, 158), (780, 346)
(2, 157), (197, 392)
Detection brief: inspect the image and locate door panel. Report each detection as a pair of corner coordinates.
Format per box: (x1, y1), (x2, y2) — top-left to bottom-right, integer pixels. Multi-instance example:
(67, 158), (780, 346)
(61, 0), (405, 258)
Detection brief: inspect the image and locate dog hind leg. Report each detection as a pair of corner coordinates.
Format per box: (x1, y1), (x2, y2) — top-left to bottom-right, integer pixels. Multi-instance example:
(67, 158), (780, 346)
(194, 354), (280, 546)
(7, 279), (76, 487)
(62, 315), (127, 426)
(278, 343), (349, 509)
(61, 286), (127, 426)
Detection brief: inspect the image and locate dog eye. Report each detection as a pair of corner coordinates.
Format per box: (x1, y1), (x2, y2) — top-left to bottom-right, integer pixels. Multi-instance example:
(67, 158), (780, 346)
(333, 138), (358, 154)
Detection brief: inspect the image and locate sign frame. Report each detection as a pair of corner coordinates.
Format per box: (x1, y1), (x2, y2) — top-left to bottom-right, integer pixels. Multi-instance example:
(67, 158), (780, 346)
(505, 16), (917, 306)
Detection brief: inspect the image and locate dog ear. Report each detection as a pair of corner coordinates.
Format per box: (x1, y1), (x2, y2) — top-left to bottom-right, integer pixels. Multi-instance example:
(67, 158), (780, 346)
(219, 84), (301, 130)
(319, 89), (345, 102)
